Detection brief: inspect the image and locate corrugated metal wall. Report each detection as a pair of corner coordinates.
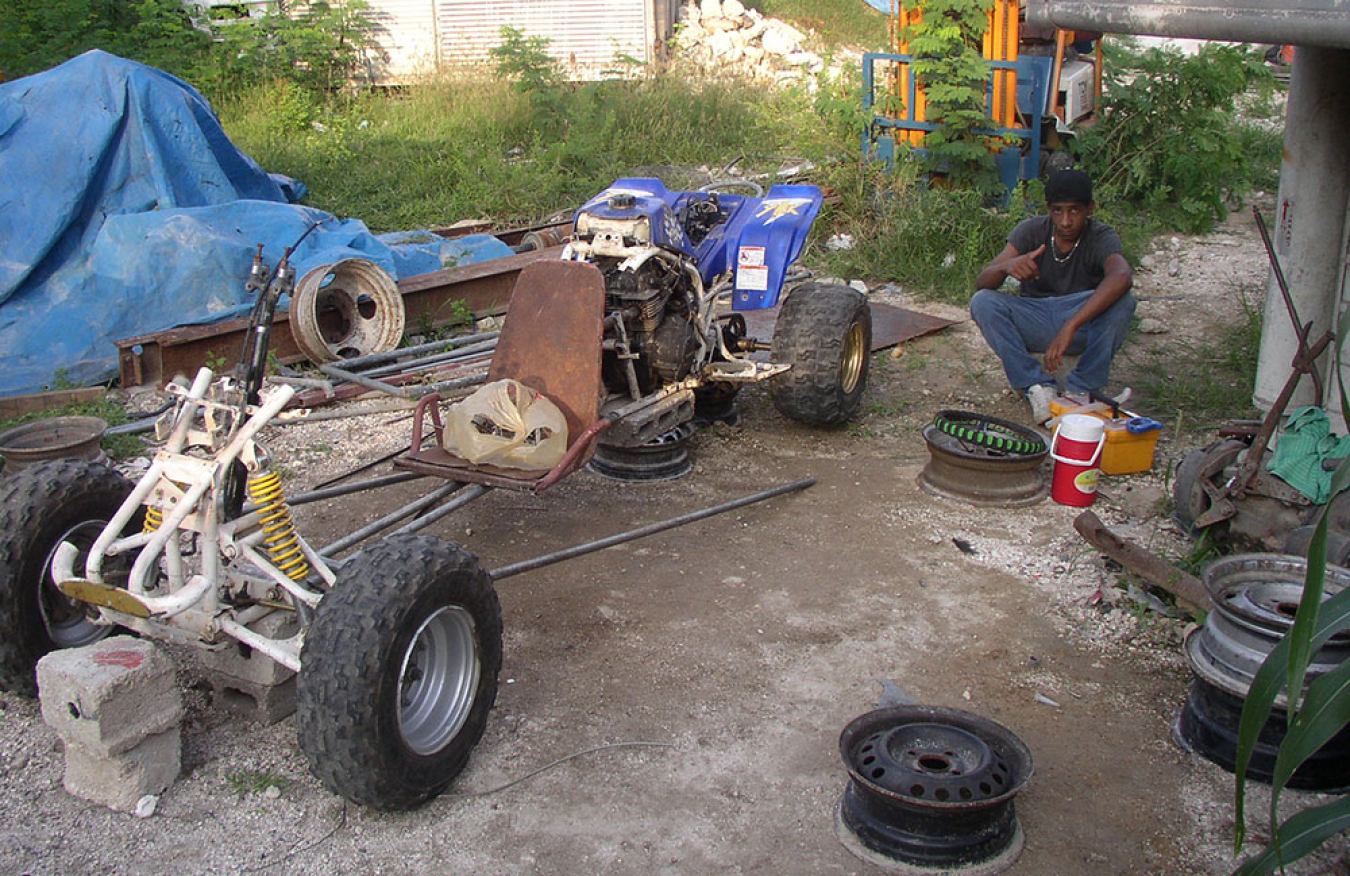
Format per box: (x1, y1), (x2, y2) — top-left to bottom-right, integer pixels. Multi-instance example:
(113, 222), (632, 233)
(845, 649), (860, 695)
(437, 0), (649, 79)
(364, 0), (441, 82)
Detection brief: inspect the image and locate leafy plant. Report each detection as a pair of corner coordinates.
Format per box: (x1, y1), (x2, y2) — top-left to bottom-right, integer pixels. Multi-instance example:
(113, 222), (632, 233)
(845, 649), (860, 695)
(489, 25), (565, 119)
(1072, 42), (1276, 233)
(0, 0), (211, 82)
(1231, 313), (1350, 874)
(203, 0), (380, 96)
(904, 0), (1004, 193)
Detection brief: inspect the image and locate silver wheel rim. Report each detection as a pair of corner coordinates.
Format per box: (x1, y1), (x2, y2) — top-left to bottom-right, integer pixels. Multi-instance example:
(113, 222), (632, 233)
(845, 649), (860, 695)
(40, 520), (112, 649)
(397, 605), (480, 756)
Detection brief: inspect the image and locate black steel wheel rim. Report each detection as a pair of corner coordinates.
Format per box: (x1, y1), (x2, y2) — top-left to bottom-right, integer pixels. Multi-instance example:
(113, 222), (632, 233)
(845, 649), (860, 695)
(837, 706), (1032, 874)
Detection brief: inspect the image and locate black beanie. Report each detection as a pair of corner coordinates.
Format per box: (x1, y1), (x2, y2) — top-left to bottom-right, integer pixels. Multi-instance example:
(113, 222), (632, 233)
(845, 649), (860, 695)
(1045, 169), (1093, 205)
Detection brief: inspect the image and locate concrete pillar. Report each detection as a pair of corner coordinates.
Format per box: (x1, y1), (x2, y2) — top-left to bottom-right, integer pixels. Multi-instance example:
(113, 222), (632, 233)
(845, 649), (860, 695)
(1253, 47), (1350, 422)
(37, 636), (183, 812)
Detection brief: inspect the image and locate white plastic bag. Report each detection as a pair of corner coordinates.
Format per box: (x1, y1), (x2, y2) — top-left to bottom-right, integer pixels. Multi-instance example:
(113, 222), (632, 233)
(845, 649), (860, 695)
(443, 379), (568, 470)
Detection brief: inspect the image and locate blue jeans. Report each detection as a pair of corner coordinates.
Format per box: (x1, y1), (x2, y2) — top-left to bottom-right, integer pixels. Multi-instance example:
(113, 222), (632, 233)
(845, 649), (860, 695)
(969, 288), (1136, 394)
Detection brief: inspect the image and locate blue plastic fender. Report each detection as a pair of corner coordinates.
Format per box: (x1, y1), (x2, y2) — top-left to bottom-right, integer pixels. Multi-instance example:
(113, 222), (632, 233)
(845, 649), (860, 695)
(724, 185), (823, 310)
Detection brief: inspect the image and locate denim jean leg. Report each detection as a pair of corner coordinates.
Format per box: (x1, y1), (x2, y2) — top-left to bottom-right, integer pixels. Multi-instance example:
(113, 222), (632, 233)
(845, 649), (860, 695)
(970, 289), (1061, 391)
(1065, 291), (1137, 394)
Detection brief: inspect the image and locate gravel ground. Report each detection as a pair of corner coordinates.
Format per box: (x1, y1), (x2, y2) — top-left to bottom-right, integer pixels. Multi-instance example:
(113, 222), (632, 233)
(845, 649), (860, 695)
(4, 203), (1349, 876)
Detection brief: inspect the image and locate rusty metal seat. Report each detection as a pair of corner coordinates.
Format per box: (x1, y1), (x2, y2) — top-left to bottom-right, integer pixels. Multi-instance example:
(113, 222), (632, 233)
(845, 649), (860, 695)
(395, 260), (608, 493)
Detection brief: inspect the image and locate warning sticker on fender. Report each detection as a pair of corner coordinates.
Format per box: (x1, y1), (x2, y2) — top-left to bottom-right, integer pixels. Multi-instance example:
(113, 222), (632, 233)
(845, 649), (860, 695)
(737, 265), (769, 291)
(737, 246), (765, 267)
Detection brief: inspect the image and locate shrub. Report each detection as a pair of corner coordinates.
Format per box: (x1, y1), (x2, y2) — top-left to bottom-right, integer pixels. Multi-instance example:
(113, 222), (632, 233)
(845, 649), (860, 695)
(1072, 41), (1276, 233)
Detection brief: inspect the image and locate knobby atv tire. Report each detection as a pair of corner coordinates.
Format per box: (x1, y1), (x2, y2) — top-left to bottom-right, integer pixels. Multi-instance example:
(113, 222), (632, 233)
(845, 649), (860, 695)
(0, 459), (138, 696)
(770, 283), (871, 425)
(296, 534), (502, 810)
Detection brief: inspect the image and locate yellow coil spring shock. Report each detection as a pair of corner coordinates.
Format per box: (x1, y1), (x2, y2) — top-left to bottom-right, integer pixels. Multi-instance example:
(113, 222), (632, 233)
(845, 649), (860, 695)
(246, 469), (310, 581)
(142, 506), (163, 534)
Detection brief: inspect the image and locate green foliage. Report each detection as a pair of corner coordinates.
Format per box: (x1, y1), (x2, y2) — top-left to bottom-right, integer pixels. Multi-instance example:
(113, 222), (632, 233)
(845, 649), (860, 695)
(1072, 42), (1277, 233)
(0, 0), (210, 82)
(905, 0), (1004, 193)
(817, 163), (1025, 303)
(1128, 281), (1262, 431)
(202, 1), (380, 95)
(490, 26), (562, 95)
(221, 69), (816, 232)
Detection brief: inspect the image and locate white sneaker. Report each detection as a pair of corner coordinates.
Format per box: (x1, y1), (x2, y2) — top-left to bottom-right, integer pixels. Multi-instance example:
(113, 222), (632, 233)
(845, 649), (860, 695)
(1026, 383), (1056, 425)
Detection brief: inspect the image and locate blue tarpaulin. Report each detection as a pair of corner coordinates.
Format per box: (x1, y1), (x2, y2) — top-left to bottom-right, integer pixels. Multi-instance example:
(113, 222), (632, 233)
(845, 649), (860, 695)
(0, 51), (512, 396)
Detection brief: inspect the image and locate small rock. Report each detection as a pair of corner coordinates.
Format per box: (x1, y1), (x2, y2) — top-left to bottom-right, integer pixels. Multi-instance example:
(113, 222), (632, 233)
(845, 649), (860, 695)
(11, 751), (30, 770)
(848, 280), (869, 295)
(721, 0), (744, 15)
(1167, 259), (1182, 277)
(722, 576), (745, 585)
(699, 0), (722, 18)
(825, 233), (854, 251)
(134, 795), (158, 818)
(263, 785), (281, 800)
(1137, 317), (1166, 334)
(941, 252), (956, 269)
(1139, 255), (1156, 270)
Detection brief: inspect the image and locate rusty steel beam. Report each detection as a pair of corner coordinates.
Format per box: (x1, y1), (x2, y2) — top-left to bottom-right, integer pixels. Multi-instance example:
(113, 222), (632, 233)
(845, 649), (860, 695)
(1073, 510), (1213, 612)
(115, 245), (565, 388)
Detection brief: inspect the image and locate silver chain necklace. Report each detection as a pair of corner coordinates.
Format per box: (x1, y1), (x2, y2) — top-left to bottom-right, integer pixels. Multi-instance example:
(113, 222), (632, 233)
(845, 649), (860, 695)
(1049, 232), (1081, 264)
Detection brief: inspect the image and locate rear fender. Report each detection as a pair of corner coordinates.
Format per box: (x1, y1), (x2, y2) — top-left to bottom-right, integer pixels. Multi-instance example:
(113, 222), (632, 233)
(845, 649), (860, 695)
(721, 185), (823, 310)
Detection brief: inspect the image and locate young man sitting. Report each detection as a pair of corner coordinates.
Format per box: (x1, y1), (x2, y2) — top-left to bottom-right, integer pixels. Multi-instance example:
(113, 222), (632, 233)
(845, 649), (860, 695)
(970, 169), (1134, 425)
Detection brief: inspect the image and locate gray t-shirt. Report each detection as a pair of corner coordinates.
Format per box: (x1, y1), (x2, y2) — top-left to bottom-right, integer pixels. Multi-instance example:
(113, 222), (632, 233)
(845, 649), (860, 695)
(1007, 215), (1123, 298)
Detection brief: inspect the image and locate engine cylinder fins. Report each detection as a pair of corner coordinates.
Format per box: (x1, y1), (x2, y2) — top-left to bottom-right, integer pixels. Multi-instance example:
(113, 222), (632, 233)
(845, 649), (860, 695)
(917, 423), (1048, 508)
(836, 706), (1033, 876)
(588, 422), (696, 482)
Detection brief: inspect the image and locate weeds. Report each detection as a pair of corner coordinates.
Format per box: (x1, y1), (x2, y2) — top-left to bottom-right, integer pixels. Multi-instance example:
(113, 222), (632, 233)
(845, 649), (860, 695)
(224, 769), (289, 798)
(1128, 281), (1263, 431)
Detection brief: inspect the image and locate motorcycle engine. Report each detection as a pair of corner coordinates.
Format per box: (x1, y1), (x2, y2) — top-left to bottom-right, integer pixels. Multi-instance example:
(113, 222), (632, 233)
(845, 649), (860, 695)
(572, 195), (702, 397)
(597, 256), (698, 395)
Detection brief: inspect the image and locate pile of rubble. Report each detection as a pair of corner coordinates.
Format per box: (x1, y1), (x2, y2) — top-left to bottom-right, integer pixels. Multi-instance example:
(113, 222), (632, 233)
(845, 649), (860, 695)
(674, 0), (847, 87)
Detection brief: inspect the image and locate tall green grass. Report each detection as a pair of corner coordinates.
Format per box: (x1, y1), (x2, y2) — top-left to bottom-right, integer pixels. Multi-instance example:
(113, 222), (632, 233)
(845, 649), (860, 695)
(220, 70), (833, 232)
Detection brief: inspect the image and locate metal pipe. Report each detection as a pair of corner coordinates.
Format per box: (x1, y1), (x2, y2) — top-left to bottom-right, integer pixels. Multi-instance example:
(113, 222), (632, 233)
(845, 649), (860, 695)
(489, 477), (815, 580)
(360, 339), (497, 378)
(392, 484), (490, 537)
(285, 470), (428, 507)
(332, 331), (500, 370)
(318, 481), (468, 557)
(316, 364), (410, 399)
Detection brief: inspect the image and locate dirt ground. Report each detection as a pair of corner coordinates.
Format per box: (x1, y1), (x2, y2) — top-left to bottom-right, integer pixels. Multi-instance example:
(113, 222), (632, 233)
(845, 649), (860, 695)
(4, 203), (1349, 876)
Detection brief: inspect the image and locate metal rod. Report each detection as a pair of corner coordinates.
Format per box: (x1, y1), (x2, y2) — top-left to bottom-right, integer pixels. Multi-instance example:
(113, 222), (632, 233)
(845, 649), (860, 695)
(287, 470), (427, 508)
(318, 481), (467, 557)
(489, 477), (815, 581)
(360, 340), (497, 378)
(333, 331), (500, 371)
(316, 363), (411, 399)
(393, 484), (490, 537)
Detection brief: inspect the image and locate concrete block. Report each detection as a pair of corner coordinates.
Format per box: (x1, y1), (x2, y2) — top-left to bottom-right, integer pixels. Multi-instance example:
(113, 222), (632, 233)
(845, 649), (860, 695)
(196, 611), (298, 688)
(62, 727), (181, 812)
(201, 672), (296, 725)
(37, 636), (182, 757)
(195, 611), (297, 724)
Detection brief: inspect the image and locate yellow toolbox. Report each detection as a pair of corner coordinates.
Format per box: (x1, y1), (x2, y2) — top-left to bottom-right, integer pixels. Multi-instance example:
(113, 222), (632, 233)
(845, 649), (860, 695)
(1049, 396), (1162, 476)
